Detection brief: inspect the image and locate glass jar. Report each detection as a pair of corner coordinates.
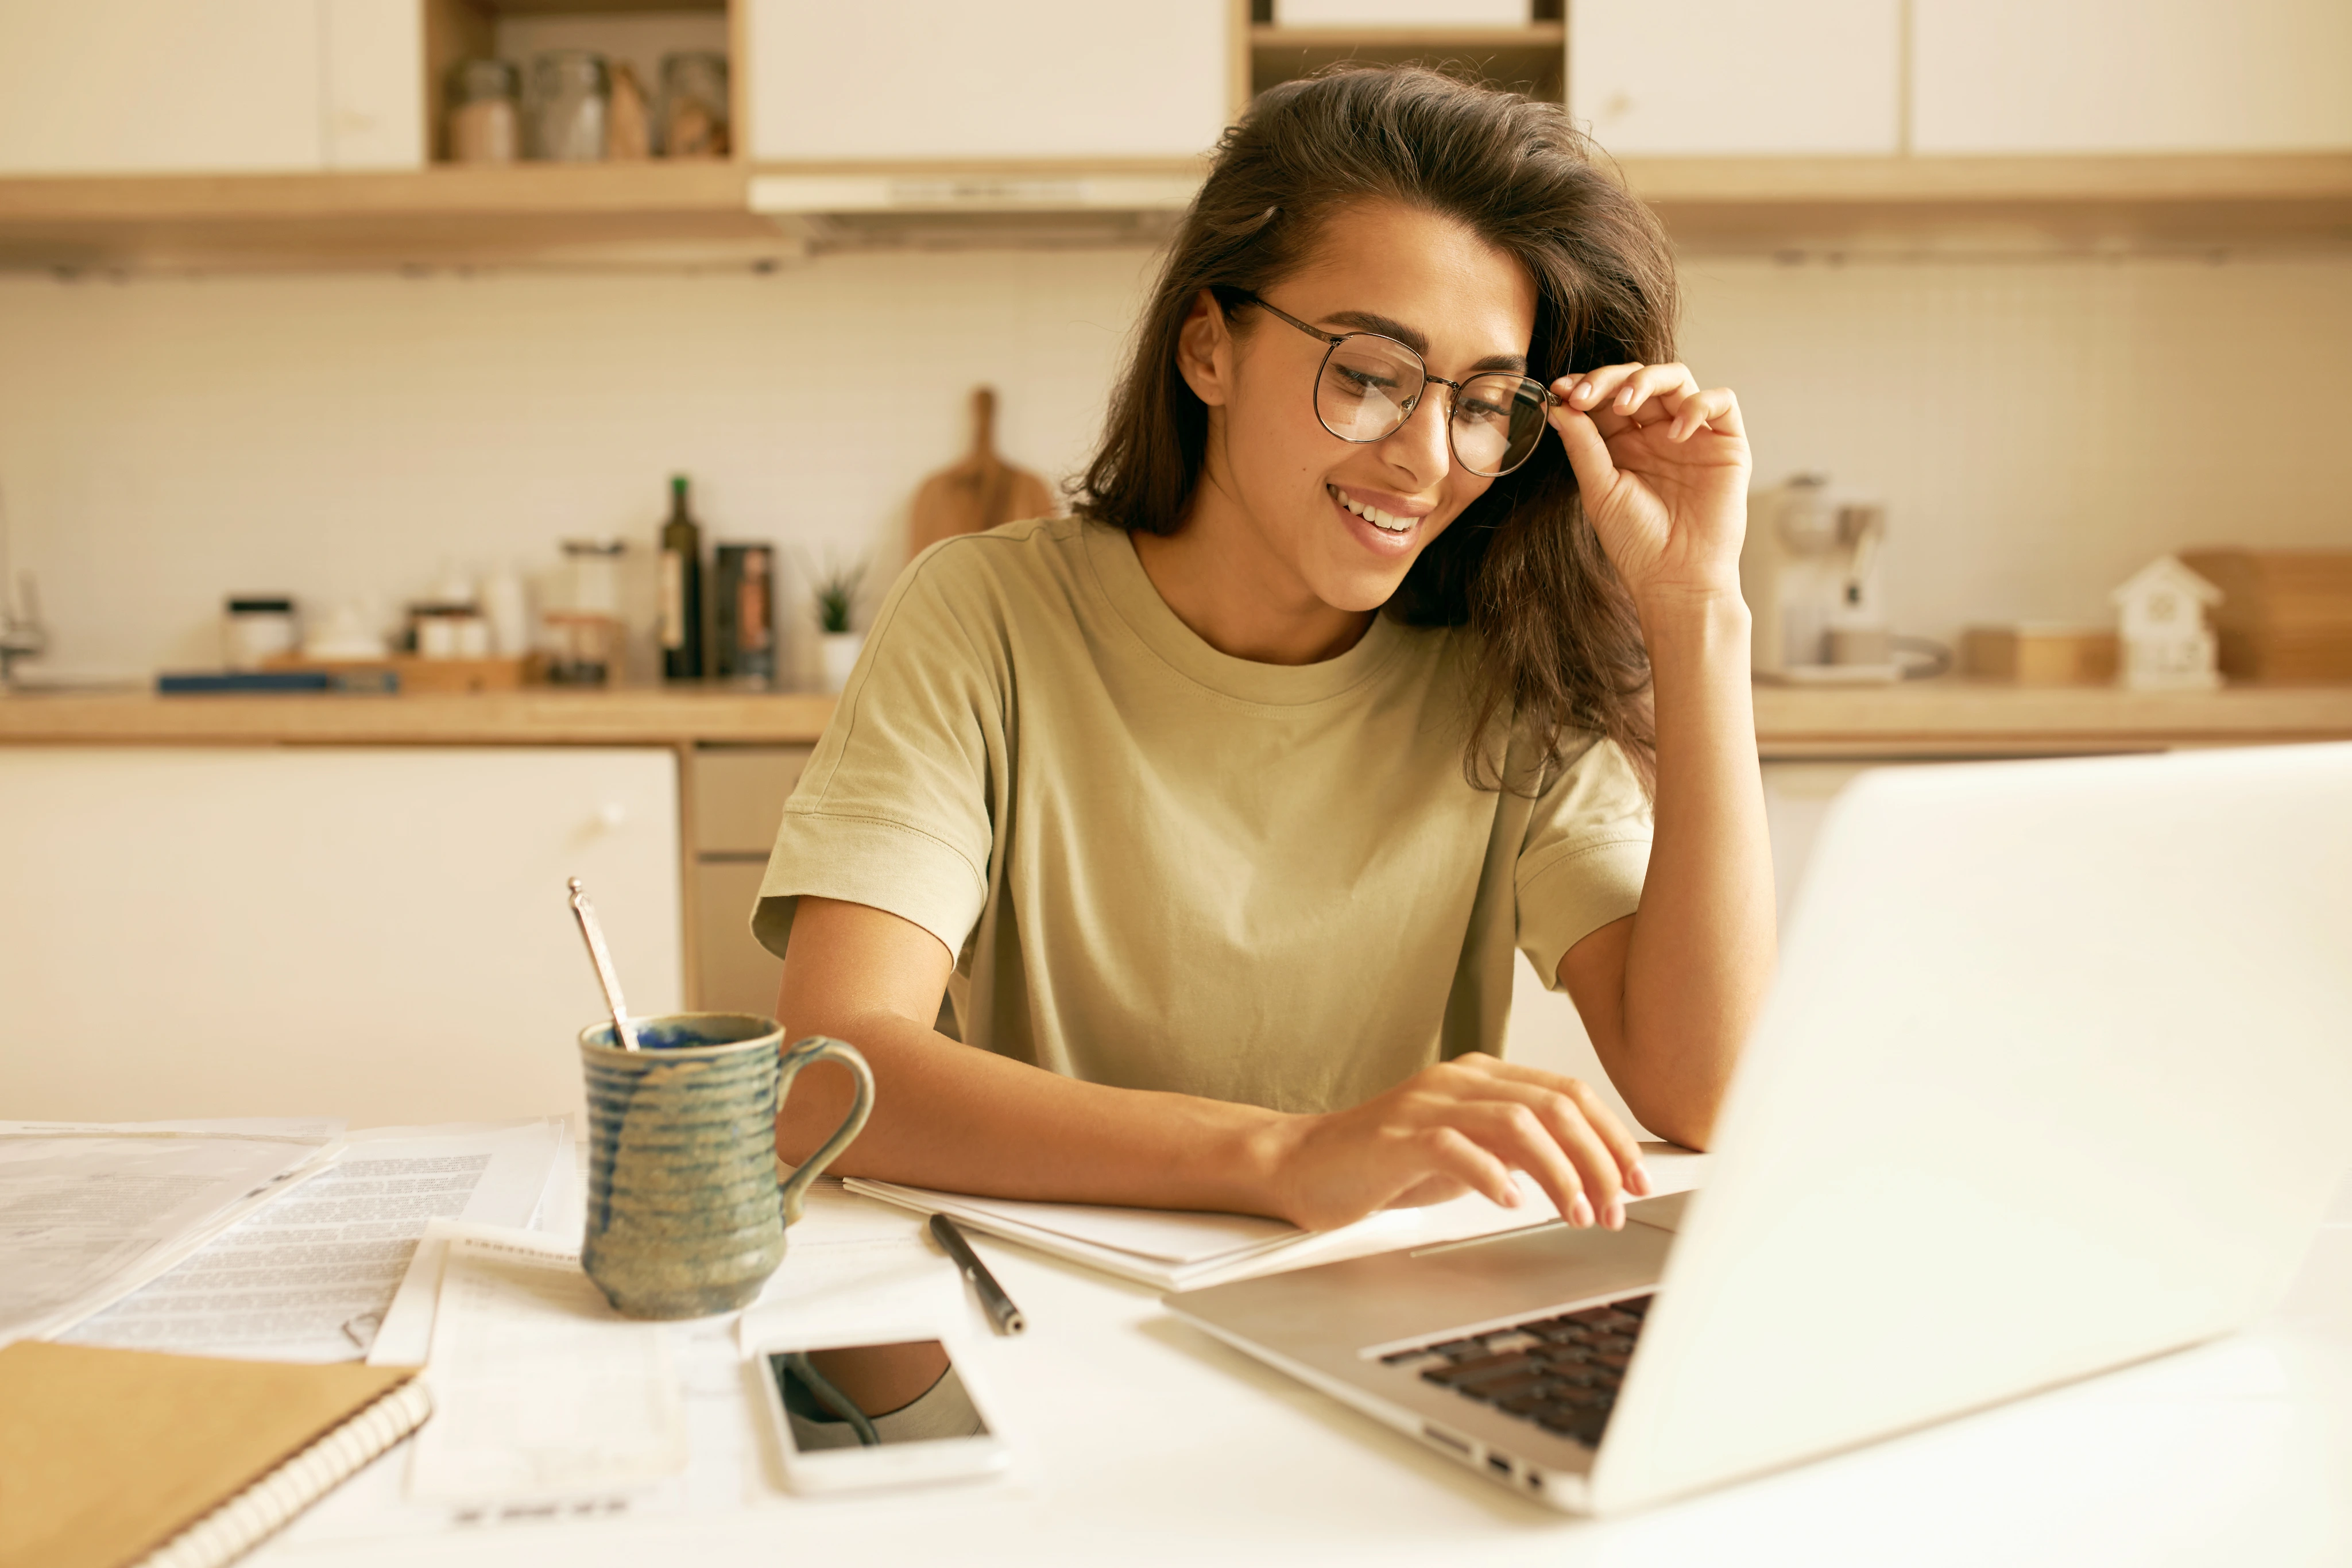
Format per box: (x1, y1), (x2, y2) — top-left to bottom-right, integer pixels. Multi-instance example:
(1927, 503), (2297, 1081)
(222, 596), (299, 671)
(446, 58), (519, 165)
(659, 52), (730, 159)
(531, 50), (610, 162)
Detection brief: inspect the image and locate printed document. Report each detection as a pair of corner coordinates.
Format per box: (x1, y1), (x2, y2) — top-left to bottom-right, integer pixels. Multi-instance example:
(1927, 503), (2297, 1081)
(65, 1120), (565, 1362)
(0, 1120), (342, 1346)
(407, 1233), (690, 1503)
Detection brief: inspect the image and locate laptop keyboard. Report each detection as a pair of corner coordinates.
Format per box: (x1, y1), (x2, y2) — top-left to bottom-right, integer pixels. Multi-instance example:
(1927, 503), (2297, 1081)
(1379, 1295), (1653, 1449)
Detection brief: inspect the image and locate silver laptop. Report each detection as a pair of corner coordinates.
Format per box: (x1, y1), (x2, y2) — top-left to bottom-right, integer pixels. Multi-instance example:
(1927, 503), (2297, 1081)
(1166, 744), (2352, 1516)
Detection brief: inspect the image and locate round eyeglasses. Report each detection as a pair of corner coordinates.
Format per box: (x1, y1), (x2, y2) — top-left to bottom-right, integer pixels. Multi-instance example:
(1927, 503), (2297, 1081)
(1236, 293), (1561, 479)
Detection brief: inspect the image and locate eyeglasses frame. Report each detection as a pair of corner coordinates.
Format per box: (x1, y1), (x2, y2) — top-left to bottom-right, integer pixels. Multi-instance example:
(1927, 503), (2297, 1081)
(1230, 292), (1562, 478)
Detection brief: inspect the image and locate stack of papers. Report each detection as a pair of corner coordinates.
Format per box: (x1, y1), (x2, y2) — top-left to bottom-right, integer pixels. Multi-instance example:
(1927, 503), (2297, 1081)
(0, 1119), (342, 1346)
(846, 1142), (1707, 1292)
(6, 1118), (571, 1362)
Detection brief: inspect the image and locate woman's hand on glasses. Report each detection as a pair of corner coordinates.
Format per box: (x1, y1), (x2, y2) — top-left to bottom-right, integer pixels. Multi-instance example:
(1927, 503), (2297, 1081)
(1545, 361), (1751, 611)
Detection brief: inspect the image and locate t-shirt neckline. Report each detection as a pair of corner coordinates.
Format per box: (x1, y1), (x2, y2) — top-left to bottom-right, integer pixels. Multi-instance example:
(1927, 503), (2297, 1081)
(1081, 520), (1407, 707)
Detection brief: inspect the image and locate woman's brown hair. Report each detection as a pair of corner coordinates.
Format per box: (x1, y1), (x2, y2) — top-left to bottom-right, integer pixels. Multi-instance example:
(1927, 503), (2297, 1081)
(1073, 64), (1677, 789)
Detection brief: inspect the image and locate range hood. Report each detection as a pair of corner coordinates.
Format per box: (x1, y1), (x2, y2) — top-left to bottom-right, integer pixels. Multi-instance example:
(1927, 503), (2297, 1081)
(747, 171), (1200, 250)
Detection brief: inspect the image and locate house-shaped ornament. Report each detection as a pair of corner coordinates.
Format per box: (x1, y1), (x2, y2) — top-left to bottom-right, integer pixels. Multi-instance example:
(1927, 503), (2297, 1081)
(2111, 555), (2223, 691)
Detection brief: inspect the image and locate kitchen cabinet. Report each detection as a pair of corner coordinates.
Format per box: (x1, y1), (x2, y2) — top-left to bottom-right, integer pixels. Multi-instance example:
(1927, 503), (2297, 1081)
(0, 0), (424, 177)
(1569, 0), (1901, 156)
(688, 744), (808, 1015)
(744, 0), (1229, 161)
(0, 746), (679, 1125)
(1912, 0), (2352, 155)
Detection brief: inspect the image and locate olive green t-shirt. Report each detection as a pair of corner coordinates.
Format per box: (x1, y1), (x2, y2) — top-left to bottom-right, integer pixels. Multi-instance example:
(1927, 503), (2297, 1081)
(755, 516), (1651, 1116)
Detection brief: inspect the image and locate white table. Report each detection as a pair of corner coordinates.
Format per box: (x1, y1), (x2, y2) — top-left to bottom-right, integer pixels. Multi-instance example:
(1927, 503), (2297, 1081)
(269, 1182), (2352, 1568)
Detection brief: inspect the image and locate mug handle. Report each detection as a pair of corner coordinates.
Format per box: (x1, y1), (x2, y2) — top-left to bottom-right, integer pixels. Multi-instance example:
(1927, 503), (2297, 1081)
(775, 1035), (876, 1229)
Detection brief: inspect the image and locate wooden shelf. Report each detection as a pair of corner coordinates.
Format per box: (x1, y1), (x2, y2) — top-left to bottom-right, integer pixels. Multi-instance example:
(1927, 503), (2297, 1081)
(3, 149), (2349, 270)
(0, 161), (780, 270)
(1625, 151), (2352, 252)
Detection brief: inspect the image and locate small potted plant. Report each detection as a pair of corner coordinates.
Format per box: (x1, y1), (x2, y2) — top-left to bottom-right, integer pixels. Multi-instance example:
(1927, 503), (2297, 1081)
(803, 551), (868, 694)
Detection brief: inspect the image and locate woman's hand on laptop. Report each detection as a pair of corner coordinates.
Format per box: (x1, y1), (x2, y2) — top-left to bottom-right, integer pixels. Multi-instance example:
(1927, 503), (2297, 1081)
(1255, 1054), (1651, 1233)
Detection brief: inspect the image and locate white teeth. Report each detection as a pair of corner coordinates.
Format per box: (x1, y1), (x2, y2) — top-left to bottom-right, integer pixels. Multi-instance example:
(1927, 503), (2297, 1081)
(1330, 485), (1411, 533)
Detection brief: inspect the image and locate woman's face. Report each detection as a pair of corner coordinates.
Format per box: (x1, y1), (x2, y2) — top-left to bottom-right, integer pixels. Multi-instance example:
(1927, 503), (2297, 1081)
(1181, 200), (1541, 616)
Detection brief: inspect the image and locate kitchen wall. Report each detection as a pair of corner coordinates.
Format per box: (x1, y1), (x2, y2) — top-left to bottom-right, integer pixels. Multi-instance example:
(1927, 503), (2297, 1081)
(2, 244), (2347, 678)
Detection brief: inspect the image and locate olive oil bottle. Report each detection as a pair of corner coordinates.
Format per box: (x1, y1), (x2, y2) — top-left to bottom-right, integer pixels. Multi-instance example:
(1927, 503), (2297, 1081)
(659, 474), (704, 681)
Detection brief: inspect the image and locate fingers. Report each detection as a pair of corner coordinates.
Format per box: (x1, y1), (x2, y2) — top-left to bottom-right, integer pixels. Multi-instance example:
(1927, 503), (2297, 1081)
(1459, 1058), (1653, 1197)
(1423, 1057), (1644, 1230)
(1467, 1085), (1630, 1229)
(1419, 1126), (1523, 1211)
(1456, 1099), (1619, 1230)
(1545, 401), (1618, 500)
(1557, 362), (1737, 443)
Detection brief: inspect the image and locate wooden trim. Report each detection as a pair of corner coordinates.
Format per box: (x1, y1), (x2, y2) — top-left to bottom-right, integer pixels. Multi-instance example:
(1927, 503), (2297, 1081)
(1250, 22), (1565, 49)
(0, 690), (840, 747)
(1228, 0), (1256, 123)
(728, 0), (749, 168)
(674, 742), (703, 1009)
(3, 150), (2345, 269)
(1616, 152), (2352, 204)
(6, 683), (2348, 755)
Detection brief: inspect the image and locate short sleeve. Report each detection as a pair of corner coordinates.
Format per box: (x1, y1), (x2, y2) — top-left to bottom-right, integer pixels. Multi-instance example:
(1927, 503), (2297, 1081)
(752, 544), (1004, 964)
(1514, 735), (1654, 992)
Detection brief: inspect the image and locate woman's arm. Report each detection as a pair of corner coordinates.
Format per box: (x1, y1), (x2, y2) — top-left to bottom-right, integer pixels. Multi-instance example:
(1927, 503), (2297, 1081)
(1548, 363), (1778, 1151)
(775, 896), (1654, 1233)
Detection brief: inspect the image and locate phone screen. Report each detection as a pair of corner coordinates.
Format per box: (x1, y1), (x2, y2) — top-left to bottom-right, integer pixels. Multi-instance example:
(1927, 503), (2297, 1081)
(765, 1339), (992, 1452)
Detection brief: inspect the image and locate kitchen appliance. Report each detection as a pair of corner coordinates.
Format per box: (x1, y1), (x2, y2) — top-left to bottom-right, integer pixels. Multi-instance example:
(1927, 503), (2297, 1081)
(1740, 474), (1900, 684)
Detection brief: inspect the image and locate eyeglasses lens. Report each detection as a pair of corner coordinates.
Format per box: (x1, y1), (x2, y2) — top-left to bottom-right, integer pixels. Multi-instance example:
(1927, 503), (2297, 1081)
(1451, 373), (1550, 478)
(1316, 336), (1422, 443)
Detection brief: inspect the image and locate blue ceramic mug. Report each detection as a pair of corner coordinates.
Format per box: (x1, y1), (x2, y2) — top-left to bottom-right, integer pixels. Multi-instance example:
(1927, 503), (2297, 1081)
(578, 1013), (874, 1319)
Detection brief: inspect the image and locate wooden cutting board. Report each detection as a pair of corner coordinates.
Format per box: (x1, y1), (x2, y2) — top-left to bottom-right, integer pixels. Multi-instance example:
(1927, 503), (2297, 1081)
(907, 387), (1056, 562)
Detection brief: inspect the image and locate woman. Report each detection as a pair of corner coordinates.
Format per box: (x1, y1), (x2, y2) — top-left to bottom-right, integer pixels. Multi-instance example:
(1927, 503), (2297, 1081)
(755, 65), (1775, 1242)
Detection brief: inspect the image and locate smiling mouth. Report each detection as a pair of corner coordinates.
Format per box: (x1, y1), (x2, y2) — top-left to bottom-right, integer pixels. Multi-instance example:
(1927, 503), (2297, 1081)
(1328, 484), (1414, 534)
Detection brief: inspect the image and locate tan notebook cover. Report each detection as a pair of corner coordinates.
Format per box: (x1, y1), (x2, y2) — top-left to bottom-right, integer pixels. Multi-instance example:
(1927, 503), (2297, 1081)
(0, 1341), (418, 1568)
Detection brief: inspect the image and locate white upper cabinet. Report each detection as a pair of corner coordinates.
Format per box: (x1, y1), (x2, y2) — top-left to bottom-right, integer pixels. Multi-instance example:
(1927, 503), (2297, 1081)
(746, 0), (1230, 162)
(1912, 0), (2352, 154)
(1569, 0), (1902, 156)
(0, 0), (421, 177)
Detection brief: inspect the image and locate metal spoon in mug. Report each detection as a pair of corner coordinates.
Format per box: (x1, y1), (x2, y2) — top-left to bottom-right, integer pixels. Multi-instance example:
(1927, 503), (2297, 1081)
(567, 877), (641, 1052)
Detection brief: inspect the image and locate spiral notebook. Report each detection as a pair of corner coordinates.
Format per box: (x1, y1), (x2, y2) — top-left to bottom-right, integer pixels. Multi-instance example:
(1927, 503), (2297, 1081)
(0, 1342), (430, 1568)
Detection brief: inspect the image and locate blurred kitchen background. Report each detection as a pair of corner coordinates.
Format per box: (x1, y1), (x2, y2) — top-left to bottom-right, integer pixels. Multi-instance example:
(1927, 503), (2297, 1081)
(2, 1), (2348, 1132)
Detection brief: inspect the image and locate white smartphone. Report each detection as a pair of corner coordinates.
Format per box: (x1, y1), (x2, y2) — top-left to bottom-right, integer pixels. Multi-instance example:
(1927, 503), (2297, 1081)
(751, 1328), (1011, 1494)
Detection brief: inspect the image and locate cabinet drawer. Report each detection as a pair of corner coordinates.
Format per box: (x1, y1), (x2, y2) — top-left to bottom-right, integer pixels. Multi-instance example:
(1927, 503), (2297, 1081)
(695, 858), (783, 1017)
(693, 745), (813, 857)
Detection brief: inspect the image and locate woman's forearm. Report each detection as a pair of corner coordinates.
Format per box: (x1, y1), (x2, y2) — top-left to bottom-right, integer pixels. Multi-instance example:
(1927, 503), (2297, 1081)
(772, 911), (1286, 1212)
(1607, 589), (1776, 1148)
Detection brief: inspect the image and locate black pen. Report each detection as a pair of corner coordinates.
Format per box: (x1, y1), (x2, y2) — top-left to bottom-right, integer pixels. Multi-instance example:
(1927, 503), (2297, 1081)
(929, 1213), (1027, 1335)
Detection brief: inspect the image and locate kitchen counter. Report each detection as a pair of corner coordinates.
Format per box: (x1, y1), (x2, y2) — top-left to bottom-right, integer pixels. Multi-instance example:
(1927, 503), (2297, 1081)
(3, 682), (2350, 757)
(1750, 681), (2352, 757)
(0, 688), (837, 748)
